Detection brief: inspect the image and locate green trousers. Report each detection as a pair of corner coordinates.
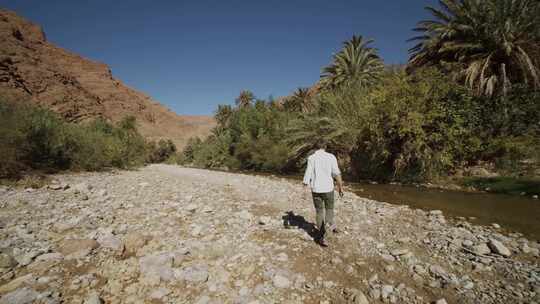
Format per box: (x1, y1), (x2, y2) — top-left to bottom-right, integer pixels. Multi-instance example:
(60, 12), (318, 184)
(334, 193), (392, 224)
(312, 191), (335, 231)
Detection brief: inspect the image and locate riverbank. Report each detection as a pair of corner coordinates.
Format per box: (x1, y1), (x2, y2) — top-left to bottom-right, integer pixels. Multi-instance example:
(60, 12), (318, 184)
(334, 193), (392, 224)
(460, 176), (540, 197)
(187, 164), (540, 198)
(0, 164), (539, 303)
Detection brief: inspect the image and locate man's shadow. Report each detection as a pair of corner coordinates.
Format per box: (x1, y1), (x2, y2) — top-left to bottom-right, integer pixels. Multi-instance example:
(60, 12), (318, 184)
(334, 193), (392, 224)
(282, 211), (321, 242)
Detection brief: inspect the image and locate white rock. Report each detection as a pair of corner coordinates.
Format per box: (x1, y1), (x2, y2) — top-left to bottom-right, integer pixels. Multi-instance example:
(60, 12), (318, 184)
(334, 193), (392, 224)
(258, 216), (271, 225)
(520, 243), (532, 254)
(84, 291), (103, 304)
(237, 210), (253, 220)
(14, 251), (40, 266)
(462, 240), (474, 247)
(272, 275), (290, 288)
(380, 254), (395, 262)
(429, 265), (449, 280)
(48, 184), (63, 190)
(97, 233), (123, 251)
(148, 287), (170, 300)
(381, 285), (394, 299)
(0, 253), (17, 269)
(413, 264), (427, 275)
(139, 254), (174, 282)
(390, 249), (409, 256)
(73, 183), (92, 194)
(472, 243), (491, 255)
(488, 239), (511, 257)
(435, 299), (448, 304)
(0, 287), (39, 304)
(195, 295), (210, 304)
(352, 290), (369, 304)
(35, 252), (63, 262)
(463, 281), (474, 289)
(276, 253), (288, 262)
(175, 265), (209, 282)
(186, 204), (198, 212)
(429, 210), (443, 216)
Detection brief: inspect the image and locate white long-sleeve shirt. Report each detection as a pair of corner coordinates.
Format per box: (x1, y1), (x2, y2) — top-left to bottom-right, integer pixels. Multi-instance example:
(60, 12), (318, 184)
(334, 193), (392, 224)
(303, 149), (341, 193)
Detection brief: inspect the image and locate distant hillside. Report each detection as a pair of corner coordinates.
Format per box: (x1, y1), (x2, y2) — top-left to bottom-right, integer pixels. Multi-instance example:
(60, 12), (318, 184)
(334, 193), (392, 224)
(0, 9), (214, 148)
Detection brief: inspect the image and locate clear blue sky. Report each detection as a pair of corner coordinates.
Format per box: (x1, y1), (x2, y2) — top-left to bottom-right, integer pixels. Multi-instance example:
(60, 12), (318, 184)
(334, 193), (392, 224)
(1, 0), (437, 115)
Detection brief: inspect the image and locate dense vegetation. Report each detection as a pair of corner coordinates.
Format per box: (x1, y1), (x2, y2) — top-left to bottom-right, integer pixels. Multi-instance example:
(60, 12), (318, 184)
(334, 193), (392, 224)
(0, 100), (177, 178)
(181, 0), (540, 183)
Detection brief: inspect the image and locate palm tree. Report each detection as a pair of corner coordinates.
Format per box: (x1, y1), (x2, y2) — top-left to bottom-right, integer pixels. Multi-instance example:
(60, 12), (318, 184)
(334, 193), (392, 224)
(408, 0), (540, 96)
(320, 35), (384, 90)
(283, 87), (314, 113)
(214, 104), (233, 127)
(235, 90), (255, 108)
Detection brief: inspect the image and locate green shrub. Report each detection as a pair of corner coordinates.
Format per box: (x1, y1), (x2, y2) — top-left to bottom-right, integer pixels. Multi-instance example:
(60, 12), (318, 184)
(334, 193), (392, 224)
(181, 69), (539, 182)
(0, 101), (27, 177)
(0, 100), (164, 178)
(147, 139), (177, 163)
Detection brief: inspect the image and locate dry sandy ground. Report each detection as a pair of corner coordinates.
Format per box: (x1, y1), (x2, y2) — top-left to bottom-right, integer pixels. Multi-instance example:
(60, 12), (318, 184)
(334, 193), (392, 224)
(0, 164), (539, 304)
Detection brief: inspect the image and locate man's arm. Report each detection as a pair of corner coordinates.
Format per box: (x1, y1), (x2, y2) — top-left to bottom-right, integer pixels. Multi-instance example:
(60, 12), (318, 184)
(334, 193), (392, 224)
(331, 156), (344, 197)
(335, 174), (344, 197)
(303, 157), (314, 187)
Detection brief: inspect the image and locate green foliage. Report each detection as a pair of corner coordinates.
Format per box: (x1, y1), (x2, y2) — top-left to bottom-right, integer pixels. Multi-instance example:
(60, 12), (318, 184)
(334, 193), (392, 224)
(182, 24), (540, 183)
(409, 0), (540, 96)
(235, 90), (255, 108)
(321, 35), (384, 90)
(147, 139), (177, 163)
(183, 66), (539, 182)
(181, 98), (296, 172)
(0, 100), (170, 178)
(0, 101), (28, 176)
(283, 88), (314, 113)
(462, 177), (540, 195)
(177, 129), (234, 169)
(354, 69), (482, 180)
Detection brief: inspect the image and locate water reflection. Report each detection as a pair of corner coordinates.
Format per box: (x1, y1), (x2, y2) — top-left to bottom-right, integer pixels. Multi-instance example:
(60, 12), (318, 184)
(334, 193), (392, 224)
(349, 182), (540, 241)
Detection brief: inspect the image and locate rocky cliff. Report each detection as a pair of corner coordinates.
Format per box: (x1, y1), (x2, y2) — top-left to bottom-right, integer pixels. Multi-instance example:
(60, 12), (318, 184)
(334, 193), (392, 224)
(0, 9), (214, 148)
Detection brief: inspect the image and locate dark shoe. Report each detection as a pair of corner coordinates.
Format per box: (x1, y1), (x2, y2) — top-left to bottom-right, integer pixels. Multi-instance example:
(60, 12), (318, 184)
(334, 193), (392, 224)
(329, 224), (339, 234)
(317, 237), (329, 247)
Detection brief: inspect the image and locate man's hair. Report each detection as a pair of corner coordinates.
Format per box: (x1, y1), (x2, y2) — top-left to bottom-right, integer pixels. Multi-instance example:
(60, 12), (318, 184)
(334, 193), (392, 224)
(314, 140), (327, 150)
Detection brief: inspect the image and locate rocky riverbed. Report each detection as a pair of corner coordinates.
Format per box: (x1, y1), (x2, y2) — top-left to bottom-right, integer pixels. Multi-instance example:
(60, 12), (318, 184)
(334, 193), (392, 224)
(0, 164), (539, 304)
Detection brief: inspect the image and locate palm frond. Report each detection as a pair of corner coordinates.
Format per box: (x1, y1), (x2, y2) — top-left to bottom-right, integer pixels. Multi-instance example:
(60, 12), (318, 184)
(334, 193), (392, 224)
(407, 0), (540, 96)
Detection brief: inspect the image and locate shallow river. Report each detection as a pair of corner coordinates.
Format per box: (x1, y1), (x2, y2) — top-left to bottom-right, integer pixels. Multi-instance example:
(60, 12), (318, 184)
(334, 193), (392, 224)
(347, 182), (540, 241)
(244, 170), (540, 241)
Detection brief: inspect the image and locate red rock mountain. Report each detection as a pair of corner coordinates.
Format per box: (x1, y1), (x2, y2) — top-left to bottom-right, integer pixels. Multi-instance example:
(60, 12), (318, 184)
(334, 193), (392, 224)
(0, 9), (215, 148)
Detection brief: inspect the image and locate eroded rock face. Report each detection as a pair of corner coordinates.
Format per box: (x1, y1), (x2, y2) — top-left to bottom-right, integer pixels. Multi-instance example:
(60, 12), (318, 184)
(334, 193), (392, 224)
(0, 9), (214, 148)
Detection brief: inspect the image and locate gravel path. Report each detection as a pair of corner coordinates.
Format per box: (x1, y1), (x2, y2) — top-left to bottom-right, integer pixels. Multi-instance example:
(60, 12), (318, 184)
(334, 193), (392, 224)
(0, 164), (538, 304)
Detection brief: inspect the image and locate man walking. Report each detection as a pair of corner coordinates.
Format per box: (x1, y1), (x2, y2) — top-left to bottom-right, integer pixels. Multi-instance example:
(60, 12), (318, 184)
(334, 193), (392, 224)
(303, 141), (344, 247)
